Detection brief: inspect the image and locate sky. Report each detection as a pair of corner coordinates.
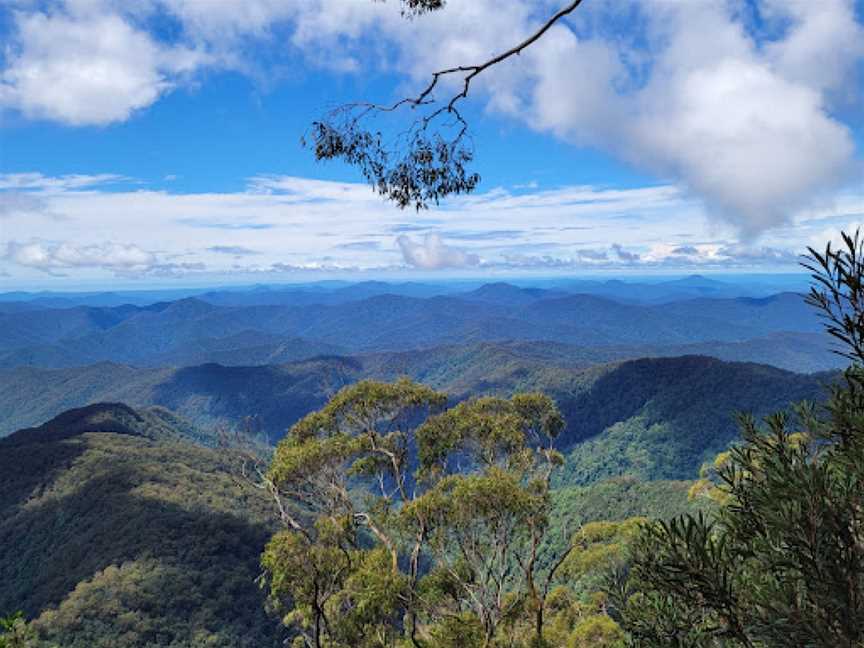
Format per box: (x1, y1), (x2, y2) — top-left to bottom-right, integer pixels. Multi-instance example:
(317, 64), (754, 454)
(1, 0), (863, 289)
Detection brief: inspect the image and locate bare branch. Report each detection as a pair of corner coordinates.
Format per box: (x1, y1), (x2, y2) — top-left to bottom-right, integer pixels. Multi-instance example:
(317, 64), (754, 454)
(410, 0), (584, 112)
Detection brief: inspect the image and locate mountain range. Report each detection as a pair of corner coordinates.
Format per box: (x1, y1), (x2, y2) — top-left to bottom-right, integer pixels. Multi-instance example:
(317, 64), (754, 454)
(0, 283), (831, 373)
(0, 352), (831, 483)
(0, 274), (809, 309)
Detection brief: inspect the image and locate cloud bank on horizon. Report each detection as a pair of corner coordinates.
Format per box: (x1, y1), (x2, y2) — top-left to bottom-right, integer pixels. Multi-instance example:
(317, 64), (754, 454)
(1, 171), (861, 282)
(1, 0), (863, 284)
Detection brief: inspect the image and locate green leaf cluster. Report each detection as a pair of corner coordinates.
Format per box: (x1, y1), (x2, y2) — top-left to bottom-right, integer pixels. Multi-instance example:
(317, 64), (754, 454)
(610, 230), (864, 647)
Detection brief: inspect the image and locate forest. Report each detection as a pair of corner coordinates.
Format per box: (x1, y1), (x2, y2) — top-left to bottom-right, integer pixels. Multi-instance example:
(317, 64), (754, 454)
(2, 236), (864, 647)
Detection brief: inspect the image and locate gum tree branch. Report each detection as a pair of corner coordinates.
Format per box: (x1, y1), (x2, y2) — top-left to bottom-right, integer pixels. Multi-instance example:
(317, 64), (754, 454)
(305, 1), (587, 210)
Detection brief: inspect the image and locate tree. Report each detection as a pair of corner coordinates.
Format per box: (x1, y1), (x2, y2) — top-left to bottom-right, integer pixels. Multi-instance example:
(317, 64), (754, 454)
(607, 230), (864, 647)
(259, 378), (585, 647)
(304, 1), (585, 210)
(0, 613), (38, 648)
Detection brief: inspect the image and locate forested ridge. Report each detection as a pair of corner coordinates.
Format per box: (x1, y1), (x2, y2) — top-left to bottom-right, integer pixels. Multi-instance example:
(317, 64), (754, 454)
(0, 355), (830, 483)
(0, 405), (283, 647)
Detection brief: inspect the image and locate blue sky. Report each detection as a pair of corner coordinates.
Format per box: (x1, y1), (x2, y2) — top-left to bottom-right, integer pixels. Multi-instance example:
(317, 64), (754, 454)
(1, 0), (863, 288)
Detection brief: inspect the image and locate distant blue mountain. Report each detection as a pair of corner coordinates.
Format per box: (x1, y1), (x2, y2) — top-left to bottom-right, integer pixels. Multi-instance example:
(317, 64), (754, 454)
(0, 283), (823, 368)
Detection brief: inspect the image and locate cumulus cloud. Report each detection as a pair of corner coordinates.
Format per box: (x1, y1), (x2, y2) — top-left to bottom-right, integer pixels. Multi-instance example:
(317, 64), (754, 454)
(0, 10), (209, 125)
(3, 0), (860, 236)
(763, 0), (864, 95)
(520, 2), (860, 236)
(4, 240), (155, 271)
(0, 239), (205, 277)
(397, 233), (480, 269)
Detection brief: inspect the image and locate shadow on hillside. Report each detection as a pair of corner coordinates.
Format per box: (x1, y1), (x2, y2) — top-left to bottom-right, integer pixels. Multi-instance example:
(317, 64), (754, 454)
(150, 361), (360, 442)
(0, 437), (89, 514)
(553, 355), (831, 452)
(0, 443), (283, 646)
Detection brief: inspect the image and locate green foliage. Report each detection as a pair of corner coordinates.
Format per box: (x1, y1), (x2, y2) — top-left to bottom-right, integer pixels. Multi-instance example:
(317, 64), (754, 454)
(610, 231), (864, 647)
(613, 396), (864, 646)
(556, 357), (828, 485)
(0, 613), (38, 648)
(567, 615), (626, 648)
(497, 517), (640, 648)
(262, 380), (575, 647)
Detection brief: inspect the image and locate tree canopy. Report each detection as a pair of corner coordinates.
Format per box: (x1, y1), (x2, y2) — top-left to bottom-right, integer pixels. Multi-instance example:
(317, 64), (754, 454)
(260, 378), (635, 647)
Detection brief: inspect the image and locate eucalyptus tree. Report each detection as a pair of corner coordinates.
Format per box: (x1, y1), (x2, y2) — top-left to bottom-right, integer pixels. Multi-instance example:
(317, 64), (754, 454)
(260, 378), (576, 648)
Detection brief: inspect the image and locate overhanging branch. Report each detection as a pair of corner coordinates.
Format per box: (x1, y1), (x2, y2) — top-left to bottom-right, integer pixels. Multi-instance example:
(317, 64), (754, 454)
(304, 1), (587, 210)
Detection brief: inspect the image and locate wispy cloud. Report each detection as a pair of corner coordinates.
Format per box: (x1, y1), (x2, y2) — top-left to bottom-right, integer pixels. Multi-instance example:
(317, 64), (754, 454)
(0, 172), (128, 191)
(207, 245), (260, 256)
(335, 241), (381, 251)
(1, 172), (861, 284)
(177, 219), (275, 231)
(443, 230), (524, 241)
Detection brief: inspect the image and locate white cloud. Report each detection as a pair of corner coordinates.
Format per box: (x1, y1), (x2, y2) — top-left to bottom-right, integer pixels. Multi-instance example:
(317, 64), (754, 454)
(2, 237), (212, 279)
(0, 10), (209, 125)
(639, 60), (852, 235)
(763, 0), (864, 95)
(513, 1), (860, 236)
(1, 172), (862, 284)
(0, 192), (51, 219)
(0, 172), (127, 191)
(397, 233), (480, 269)
(2, 0), (861, 237)
(4, 240), (157, 272)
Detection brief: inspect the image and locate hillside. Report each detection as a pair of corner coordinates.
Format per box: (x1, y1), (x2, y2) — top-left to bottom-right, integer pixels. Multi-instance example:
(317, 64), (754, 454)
(553, 355), (831, 484)
(0, 401), (712, 647)
(0, 404), (283, 647)
(0, 354), (831, 483)
(2, 402), (216, 448)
